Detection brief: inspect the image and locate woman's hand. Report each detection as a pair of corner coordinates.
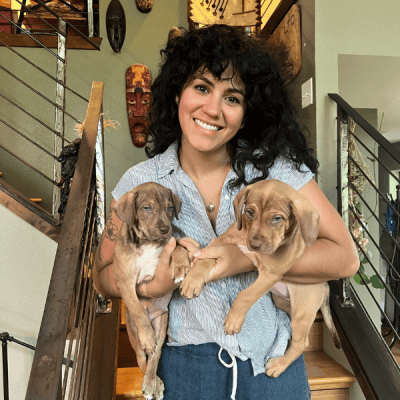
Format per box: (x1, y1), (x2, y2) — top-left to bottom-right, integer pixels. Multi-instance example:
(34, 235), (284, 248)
(137, 236), (202, 298)
(177, 236), (201, 262)
(138, 237), (179, 298)
(192, 244), (256, 282)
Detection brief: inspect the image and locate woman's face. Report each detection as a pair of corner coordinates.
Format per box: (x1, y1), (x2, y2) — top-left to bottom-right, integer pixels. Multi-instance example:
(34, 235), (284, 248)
(177, 65), (246, 155)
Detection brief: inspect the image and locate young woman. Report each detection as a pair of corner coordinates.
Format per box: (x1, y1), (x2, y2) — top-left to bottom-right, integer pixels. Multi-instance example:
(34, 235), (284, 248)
(94, 24), (358, 400)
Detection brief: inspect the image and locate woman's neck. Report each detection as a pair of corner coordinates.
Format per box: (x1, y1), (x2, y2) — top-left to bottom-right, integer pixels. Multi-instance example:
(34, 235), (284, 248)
(179, 144), (231, 180)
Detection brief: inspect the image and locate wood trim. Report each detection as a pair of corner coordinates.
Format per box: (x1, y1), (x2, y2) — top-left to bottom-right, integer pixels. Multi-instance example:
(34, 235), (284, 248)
(329, 280), (400, 399)
(86, 298), (121, 400)
(0, 32), (102, 49)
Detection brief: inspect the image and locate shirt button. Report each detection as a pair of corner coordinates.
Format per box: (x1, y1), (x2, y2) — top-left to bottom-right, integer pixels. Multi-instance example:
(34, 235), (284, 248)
(225, 195), (229, 200)
(220, 280), (226, 288)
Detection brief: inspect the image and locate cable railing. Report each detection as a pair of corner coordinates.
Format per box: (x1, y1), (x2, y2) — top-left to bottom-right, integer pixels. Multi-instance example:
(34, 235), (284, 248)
(329, 93), (400, 399)
(23, 81), (106, 400)
(0, 0), (100, 221)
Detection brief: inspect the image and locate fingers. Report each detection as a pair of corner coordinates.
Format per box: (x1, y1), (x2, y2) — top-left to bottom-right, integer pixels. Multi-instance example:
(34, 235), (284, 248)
(161, 237), (176, 258)
(193, 245), (226, 260)
(177, 237), (201, 262)
(177, 237), (201, 251)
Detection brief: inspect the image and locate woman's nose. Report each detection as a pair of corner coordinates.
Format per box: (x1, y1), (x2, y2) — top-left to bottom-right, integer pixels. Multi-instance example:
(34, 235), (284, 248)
(202, 94), (222, 119)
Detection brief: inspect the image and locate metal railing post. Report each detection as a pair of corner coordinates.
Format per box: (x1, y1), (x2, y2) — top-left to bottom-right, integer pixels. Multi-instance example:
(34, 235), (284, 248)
(53, 19), (67, 219)
(336, 105), (354, 308)
(1, 333), (10, 400)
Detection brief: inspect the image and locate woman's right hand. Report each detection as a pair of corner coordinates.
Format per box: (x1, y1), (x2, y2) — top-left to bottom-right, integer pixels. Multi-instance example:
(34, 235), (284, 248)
(192, 244), (256, 282)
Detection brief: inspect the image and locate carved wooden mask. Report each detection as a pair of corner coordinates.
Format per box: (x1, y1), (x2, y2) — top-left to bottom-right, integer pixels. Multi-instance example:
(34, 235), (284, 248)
(106, 0), (126, 52)
(126, 64), (152, 148)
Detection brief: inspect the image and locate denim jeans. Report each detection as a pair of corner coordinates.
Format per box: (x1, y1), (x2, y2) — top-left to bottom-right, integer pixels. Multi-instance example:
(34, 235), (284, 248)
(157, 343), (311, 400)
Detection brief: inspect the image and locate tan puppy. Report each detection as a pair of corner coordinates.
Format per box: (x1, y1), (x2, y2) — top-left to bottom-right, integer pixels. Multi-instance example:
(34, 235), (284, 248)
(113, 182), (190, 400)
(180, 179), (340, 377)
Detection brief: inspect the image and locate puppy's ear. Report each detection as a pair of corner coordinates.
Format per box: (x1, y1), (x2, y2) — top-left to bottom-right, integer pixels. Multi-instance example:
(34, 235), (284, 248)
(170, 190), (182, 220)
(233, 186), (250, 231)
(113, 191), (137, 225)
(290, 196), (320, 247)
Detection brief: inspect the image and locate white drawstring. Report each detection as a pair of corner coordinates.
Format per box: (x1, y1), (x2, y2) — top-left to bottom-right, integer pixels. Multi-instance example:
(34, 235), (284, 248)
(218, 347), (238, 400)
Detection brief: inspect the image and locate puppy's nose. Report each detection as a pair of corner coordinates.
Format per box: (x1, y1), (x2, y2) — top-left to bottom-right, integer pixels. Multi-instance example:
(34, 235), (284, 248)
(158, 225), (169, 234)
(248, 234), (265, 251)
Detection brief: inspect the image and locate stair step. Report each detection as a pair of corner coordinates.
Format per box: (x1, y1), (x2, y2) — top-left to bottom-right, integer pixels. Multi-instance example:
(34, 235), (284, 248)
(117, 352), (355, 400)
(305, 351), (356, 399)
(116, 367), (144, 400)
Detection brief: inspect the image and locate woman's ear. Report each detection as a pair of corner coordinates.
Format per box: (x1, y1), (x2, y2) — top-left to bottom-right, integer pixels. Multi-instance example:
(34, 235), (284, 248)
(175, 95), (180, 105)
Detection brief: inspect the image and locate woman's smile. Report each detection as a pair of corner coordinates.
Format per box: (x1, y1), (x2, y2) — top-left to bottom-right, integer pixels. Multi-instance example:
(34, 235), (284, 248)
(194, 118), (222, 132)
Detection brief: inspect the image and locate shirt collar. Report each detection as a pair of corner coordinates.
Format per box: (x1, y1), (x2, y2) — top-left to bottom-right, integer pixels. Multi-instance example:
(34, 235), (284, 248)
(157, 141), (180, 179)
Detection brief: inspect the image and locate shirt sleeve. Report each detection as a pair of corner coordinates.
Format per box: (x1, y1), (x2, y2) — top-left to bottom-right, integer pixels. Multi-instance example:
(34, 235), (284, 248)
(111, 159), (158, 201)
(268, 156), (314, 190)
(111, 167), (136, 201)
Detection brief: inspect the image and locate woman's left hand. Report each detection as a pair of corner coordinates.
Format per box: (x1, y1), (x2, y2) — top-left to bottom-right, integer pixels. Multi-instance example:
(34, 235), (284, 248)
(192, 244), (256, 282)
(177, 237), (201, 262)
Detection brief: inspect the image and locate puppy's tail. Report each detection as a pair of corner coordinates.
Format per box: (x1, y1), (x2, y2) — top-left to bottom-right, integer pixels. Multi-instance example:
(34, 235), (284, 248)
(320, 288), (341, 349)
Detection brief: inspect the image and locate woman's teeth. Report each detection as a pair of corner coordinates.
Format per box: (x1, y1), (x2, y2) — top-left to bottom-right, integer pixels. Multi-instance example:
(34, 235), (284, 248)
(195, 119), (221, 131)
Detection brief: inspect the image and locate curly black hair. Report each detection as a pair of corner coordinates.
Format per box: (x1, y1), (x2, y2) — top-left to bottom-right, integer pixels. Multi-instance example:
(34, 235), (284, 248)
(145, 24), (318, 189)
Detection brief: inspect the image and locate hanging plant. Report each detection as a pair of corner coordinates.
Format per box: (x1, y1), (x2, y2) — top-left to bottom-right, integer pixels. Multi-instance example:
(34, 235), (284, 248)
(347, 118), (384, 289)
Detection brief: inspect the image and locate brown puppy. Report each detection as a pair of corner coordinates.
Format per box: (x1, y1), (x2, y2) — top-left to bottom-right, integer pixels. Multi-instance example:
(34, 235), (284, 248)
(113, 182), (190, 400)
(180, 179), (340, 377)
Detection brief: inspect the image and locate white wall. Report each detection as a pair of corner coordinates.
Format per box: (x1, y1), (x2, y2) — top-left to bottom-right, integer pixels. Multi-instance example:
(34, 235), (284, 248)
(0, 204), (57, 399)
(315, 0), (400, 201)
(315, 2), (400, 399)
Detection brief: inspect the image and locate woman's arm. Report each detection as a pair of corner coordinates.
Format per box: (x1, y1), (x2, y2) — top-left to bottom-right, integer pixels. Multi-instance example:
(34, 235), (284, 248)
(93, 199), (181, 299)
(283, 178), (359, 282)
(193, 179), (359, 284)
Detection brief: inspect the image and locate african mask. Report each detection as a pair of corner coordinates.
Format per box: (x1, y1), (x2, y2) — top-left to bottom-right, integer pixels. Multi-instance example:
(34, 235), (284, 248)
(135, 0), (153, 13)
(106, 0), (126, 53)
(126, 64), (152, 148)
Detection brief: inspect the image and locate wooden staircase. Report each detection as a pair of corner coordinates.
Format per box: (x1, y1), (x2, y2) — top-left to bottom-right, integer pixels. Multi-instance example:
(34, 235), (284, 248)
(116, 303), (356, 399)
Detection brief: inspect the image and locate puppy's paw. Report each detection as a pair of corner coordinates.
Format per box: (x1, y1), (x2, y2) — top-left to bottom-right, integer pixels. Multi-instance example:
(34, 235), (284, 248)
(224, 308), (245, 335)
(137, 328), (156, 357)
(171, 246), (191, 284)
(265, 357), (290, 378)
(142, 375), (164, 400)
(179, 268), (208, 299)
(171, 262), (190, 284)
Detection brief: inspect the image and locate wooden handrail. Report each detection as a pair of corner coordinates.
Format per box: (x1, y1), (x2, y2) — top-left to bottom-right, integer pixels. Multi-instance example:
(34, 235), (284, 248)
(25, 81), (104, 400)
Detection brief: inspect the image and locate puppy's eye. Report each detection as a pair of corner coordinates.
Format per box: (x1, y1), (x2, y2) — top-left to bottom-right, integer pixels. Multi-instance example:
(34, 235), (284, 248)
(245, 209), (254, 218)
(272, 216), (283, 224)
(142, 206), (152, 212)
(167, 205), (174, 212)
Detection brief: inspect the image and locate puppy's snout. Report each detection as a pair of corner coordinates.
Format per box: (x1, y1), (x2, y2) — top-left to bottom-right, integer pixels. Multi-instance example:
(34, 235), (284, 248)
(158, 223), (170, 234)
(248, 234), (264, 251)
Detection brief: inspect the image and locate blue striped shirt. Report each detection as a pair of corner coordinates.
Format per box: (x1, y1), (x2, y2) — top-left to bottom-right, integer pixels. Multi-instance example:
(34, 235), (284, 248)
(112, 141), (314, 375)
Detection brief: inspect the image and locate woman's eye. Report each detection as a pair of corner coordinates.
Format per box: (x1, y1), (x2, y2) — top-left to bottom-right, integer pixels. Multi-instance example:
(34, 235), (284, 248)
(226, 96), (240, 104)
(195, 85), (208, 93)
